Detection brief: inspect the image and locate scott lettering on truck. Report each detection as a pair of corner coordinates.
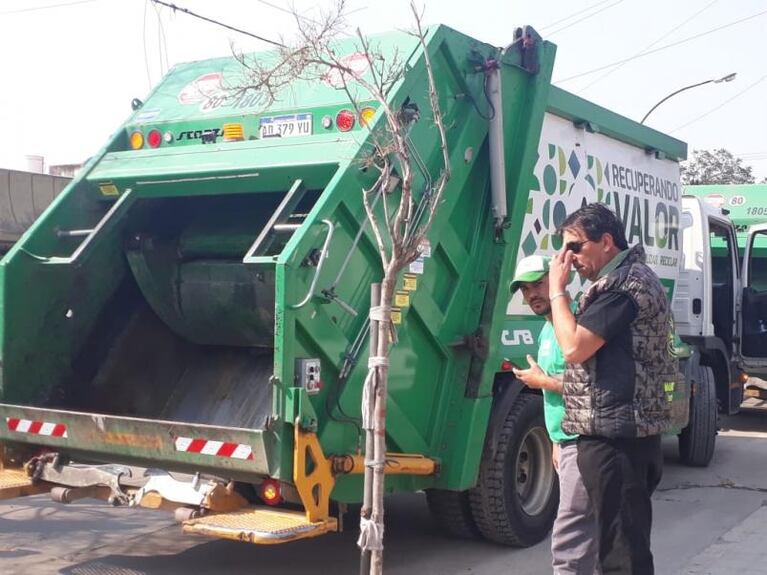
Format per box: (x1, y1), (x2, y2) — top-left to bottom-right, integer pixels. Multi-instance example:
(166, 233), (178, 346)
(176, 128), (223, 142)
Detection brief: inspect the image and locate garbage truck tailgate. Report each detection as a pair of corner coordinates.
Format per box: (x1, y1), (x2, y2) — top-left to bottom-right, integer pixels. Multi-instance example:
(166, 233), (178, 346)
(0, 404), (272, 480)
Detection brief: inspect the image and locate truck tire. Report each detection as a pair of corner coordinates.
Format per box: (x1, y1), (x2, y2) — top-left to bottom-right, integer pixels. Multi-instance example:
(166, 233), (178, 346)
(468, 393), (558, 546)
(678, 364), (717, 467)
(425, 489), (480, 539)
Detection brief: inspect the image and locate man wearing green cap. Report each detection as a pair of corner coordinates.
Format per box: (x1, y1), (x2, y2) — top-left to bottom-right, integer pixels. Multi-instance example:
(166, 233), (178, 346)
(509, 254), (599, 575)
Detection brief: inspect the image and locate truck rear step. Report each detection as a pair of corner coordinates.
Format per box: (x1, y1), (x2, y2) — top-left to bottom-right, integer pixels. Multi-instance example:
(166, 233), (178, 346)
(183, 507), (338, 544)
(0, 467), (48, 500)
(0, 463), (337, 545)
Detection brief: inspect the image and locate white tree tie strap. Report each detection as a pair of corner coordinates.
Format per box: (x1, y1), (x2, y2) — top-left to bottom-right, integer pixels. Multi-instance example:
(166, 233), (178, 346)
(361, 370), (376, 430)
(361, 357), (389, 429)
(357, 516), (385, 551)
(369, 305), (392, 322)
(368, 356), (389, 369)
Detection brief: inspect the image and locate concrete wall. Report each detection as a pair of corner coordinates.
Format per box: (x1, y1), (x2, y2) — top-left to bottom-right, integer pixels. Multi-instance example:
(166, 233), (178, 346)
(0, 168), (70, 250)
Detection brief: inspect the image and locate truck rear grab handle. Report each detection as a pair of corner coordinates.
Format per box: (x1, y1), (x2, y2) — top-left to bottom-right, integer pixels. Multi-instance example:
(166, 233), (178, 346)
(290, 219), (335, 310)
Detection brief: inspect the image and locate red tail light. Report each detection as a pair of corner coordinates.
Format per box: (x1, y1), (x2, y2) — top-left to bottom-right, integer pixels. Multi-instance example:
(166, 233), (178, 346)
(260, 479), (282, 506)
(147, 129), (162, 148)
(335, 109), (355, 132)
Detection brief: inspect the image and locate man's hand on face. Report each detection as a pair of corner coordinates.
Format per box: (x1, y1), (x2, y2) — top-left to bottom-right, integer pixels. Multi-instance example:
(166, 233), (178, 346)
(549, 249), (574, 297)
(513, 354), (549, 390)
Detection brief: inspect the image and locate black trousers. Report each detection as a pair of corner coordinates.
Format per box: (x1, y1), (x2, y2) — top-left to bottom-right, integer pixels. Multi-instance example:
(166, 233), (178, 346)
(576, 435), (663, 575)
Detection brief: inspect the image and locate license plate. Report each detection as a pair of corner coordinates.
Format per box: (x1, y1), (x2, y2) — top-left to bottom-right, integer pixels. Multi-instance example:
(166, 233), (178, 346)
(259, 113), (312, 138)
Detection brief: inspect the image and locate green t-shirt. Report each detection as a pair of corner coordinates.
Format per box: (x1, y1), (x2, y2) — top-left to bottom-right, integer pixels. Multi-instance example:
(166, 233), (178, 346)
(537, 320), (577, 444)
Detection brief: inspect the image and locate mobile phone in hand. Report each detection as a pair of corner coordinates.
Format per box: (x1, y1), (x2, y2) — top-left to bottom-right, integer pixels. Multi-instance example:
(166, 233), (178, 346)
(503, 358), (523, 371)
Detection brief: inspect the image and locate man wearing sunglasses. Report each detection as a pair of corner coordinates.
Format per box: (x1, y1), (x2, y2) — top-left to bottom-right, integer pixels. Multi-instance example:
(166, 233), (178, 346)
(509, 255), (599, 575)
(547, 203), (678, 575)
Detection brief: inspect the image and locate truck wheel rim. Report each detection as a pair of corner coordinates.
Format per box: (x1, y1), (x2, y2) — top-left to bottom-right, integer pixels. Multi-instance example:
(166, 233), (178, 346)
(514, 426), (553, 516)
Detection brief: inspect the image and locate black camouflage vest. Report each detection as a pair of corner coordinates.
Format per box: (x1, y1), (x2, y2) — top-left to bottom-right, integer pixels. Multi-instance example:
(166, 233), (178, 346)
(561, 244), (678, 438)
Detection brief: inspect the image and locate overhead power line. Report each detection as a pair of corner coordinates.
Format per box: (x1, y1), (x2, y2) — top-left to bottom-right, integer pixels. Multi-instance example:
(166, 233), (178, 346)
(255, 0), (367, 28)
(671, 74), (767, 133)
(150, 0), (285, 48)
(578, 0), (719, 93)
(0, 0), (100, 15)
(546, 0), (626, 37)
(556, 8), (767, 83)
(143, 0), (153, 90)
(153, 0), (170, 75)
(256, 0), (318, 21)
(539, 0), (616, 32)
(735, 152), (767, 160)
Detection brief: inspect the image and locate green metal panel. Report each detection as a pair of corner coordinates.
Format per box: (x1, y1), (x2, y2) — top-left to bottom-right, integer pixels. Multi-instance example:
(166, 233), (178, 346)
(448, 37), (559, 489)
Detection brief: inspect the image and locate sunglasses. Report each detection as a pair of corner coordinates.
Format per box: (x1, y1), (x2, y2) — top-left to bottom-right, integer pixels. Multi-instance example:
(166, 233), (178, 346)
(565, 239), (593, 254)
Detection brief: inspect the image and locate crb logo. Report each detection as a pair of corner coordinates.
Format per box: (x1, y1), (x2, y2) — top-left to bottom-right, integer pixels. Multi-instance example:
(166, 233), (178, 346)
(501, 329), (534, 346)
(176, 128), (222, 142)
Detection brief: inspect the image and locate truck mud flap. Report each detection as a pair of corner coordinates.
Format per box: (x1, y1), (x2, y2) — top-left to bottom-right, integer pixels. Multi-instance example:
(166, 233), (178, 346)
(182, 506), (338, 544)
(0, 404), (272, 480)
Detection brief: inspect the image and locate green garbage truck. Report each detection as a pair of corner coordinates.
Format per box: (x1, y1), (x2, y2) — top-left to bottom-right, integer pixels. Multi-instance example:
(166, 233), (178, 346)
(1, 25), (764, 547)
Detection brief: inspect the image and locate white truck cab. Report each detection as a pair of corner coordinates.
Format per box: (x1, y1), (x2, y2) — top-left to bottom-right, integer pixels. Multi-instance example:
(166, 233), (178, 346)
(676, 195), (767, 424)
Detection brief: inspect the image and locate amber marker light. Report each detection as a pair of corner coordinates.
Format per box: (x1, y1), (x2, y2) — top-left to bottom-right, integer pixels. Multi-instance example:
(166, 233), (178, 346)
(359, 106), (376, 127)
(129, 131), (144, 150)
(223, 123), (245, 142)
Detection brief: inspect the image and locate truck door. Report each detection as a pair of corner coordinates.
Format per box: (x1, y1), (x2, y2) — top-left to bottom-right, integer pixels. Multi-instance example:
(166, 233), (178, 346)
(708, 219), (738, 353)
(739, 223), (767, 375)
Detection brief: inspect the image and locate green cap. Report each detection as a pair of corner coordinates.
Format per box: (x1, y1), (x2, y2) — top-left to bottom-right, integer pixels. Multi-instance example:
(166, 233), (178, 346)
(510, 255), (551, 294)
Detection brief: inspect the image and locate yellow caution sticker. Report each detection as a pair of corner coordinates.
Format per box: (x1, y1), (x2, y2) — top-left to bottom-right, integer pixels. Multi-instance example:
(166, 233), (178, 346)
(99, 182), (119, 197)
(403, 274), (418, 291)
(391, 307), (402, 325)
(394, 291), (410, 308)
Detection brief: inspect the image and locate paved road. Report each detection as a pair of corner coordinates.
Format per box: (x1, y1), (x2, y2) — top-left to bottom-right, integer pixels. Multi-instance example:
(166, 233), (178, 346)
(2, 406), (767, 575)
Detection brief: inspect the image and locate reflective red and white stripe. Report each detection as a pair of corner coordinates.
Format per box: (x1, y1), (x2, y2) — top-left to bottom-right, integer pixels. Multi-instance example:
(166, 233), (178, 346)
(6, 417), (68, 438)
(174, 437), (254, 460)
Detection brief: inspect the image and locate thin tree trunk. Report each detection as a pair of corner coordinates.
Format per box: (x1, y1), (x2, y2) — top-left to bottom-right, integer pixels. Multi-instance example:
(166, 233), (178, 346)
(360, 283), (380, 575)
(369, 276), (397, 574)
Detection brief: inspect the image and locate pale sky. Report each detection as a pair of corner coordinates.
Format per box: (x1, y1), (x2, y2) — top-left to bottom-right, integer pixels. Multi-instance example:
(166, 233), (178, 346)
(1, 0), (765, 179)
